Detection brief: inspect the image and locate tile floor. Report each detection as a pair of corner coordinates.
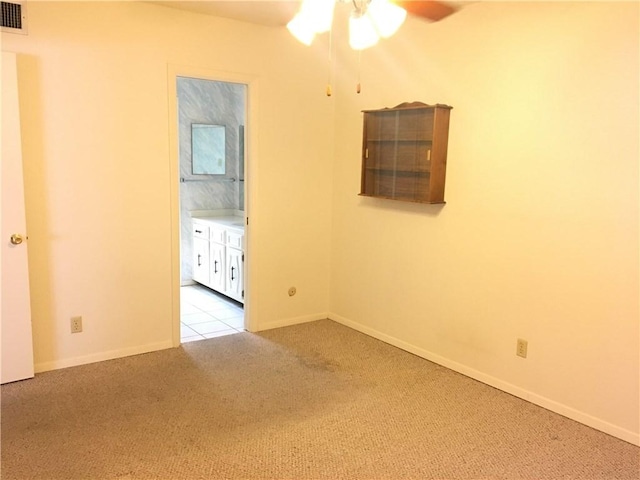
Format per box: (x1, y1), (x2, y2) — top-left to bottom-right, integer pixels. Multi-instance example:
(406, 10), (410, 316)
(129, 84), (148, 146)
(180, 284), (244, 343)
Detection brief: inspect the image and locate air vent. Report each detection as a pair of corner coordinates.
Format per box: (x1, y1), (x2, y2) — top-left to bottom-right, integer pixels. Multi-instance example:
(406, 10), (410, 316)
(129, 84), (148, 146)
(1, 1), (27, 34)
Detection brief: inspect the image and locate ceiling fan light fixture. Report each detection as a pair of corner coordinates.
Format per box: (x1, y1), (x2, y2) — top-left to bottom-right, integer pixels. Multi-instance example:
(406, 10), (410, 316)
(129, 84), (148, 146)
(287, 12), (316, 45)
(349, 11), (379, 50)
(287, 0), (335, 43)
(367, 0), (407, 38)
(301, 0), (336, 34)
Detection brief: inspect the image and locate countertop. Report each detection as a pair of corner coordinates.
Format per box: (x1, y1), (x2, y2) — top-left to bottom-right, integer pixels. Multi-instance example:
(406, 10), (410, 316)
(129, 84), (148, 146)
(191, 215), (245, 231)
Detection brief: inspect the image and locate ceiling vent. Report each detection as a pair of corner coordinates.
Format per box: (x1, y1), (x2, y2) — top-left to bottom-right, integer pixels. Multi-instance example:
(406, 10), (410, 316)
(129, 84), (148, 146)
(1, 1), (27, 34)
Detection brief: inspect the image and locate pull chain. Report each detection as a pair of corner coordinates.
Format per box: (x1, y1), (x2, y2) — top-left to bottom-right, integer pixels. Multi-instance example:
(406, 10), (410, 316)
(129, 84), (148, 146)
(355, 0), (364, 94)
(356, 49), (362, 94)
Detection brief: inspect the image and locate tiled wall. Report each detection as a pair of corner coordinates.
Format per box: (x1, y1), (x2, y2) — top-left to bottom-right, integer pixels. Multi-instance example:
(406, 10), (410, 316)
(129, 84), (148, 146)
(178, 77), (246, 283)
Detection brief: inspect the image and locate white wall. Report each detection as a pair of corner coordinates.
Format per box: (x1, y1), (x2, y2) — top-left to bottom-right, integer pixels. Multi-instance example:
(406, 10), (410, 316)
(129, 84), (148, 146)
(330, 2), (639, 444)
(2, 0), (637, 446)
(1, 1), (333, 370)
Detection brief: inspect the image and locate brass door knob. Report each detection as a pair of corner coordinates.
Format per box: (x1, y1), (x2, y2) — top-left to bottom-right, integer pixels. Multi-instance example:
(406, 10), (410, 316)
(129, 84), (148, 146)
(10, 234), (24, 245)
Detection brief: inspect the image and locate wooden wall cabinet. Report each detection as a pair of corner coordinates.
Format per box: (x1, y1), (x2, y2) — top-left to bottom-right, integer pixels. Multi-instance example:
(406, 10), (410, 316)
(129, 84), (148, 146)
(360, 102), (452, 204)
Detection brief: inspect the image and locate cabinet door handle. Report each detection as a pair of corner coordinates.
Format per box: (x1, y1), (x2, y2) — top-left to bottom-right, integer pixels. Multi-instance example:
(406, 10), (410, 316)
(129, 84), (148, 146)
(214, 260), (218, 274)
(197, 254), (202, 267)
(231, 266), (235, 281)
(195, 229), (202, 234)
(427, 149), (431, 162)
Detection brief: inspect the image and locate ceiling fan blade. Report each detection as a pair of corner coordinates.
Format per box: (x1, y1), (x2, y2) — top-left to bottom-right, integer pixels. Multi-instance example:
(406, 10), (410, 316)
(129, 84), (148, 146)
(393, 1), (457, 22)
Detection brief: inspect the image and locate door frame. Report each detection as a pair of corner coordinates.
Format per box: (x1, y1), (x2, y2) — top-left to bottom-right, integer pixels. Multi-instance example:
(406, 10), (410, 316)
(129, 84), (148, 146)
(167, 64), (259, 347)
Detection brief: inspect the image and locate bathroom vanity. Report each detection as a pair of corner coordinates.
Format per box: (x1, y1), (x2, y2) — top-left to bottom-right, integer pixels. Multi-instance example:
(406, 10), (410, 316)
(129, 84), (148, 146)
(191, 215), (245, 304)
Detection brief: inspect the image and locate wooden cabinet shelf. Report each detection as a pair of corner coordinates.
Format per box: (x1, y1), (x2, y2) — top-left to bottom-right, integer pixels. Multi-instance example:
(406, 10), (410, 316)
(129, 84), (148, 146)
(364, 167), (431, 175)
(360, 102), (452, 204)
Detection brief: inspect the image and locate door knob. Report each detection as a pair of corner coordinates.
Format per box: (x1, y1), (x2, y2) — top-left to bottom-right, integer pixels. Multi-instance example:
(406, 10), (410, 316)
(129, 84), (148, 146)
(10, 234), (24, 245)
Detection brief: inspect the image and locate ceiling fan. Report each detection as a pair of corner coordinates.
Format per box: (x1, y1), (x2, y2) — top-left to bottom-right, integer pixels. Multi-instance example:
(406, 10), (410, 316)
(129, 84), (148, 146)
(287, 0), (458, 50)
(393, 1), (457, 22)
(286, 0), (459, 95)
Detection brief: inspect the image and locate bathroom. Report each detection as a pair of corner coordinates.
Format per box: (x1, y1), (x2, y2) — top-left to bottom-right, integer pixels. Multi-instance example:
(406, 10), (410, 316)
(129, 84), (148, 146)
(177, 76), (247, 342)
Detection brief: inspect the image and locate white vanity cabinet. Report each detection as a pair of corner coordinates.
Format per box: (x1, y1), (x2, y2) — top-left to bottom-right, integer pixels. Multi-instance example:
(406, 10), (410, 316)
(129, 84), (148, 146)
(225, 244), (244, 302)
(210, 239), (225, 293)
(192, 223), (210, 286)
(192, 216), (244, 304)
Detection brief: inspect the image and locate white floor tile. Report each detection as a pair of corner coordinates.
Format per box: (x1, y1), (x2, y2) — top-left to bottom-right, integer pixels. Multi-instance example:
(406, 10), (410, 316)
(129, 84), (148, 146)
(203, 329), (238, 339)
(189, 320), (232, 335)
(181, 324), (199, 337)
(181, 335), (205, 343)
(210, 308), (244, 320)
(180, 302), (202, 315)
(180, 286), (207, 301)
(181, 312), (216, 326)
(220, 315), (245, 330)
(193, 298), (229, 312)
(180, 286), (244, 342)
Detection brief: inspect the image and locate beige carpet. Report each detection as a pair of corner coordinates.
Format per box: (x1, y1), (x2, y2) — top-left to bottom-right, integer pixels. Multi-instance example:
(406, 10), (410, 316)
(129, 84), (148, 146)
(1, 319), (638, 479)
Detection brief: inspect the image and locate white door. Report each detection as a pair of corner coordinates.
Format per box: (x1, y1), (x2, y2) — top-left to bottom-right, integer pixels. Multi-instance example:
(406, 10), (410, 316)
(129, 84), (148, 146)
(192, 236), (210, 286)
(226, 247), (243, 303)
(1, 52), (35, 384)
(210, 242), (225, 292)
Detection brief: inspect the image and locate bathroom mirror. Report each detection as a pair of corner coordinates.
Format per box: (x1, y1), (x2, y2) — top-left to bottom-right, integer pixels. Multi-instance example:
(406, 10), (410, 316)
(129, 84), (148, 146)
(192, 124), (225, 175)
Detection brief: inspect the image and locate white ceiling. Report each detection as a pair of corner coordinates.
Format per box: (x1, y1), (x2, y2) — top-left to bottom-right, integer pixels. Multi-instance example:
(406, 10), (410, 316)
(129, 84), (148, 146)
(150, 1), (301, 27)
(150, 1), (469, 28)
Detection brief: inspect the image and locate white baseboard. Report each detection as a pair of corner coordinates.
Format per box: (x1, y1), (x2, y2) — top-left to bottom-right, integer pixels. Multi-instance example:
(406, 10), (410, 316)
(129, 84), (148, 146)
(258, 312), (328, 332)
(328, 313), (640, 447)
(34, 340), (174, 374)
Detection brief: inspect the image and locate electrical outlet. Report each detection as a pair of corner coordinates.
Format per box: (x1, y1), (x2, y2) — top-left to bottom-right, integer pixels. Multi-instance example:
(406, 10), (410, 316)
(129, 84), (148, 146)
(71, 316), (83, 334)
(288, 287), (297, 297)
(516, 338), (528, 358)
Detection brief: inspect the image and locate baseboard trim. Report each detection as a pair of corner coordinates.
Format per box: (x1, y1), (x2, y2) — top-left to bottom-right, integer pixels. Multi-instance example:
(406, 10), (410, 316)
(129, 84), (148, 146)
(258, 312), (328, 332)
(34, 340), (174, 374)
(328, 313), (640, 447)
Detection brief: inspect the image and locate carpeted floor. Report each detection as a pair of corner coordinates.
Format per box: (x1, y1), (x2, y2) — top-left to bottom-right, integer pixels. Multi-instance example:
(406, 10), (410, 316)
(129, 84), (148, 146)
(1, 319), (638, 479)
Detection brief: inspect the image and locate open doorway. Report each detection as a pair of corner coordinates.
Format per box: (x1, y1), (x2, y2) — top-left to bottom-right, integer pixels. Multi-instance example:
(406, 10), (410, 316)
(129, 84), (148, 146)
(176, 76), (247, 343)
